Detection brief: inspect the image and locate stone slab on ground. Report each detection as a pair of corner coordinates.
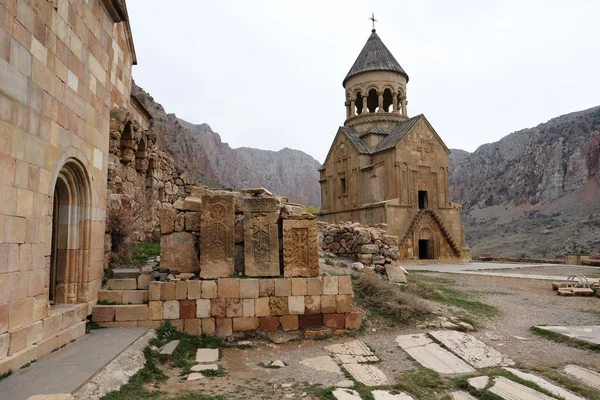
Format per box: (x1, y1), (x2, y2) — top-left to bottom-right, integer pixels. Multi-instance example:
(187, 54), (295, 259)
(191, 364), (218, 372)
(332, 354), (379, 364)
(300, 356), (342, 373)
(450, 391), (477, 400)
(563, 365), (600, 389)
(429, 331), (514, 368)
(159, 340), (180, 355)
(395, 333), (433, 349)
(332, 388), (362, 400)
(111, 268), (141, 279)
(195, 348), (219, 363)
(0, 327), (149, 400)
(343, 363), (387, 387)
(483, 376), (555, 400)
(534, 325), (600, 345)
(27, 395), (74, 400)
(503, 367), (586, 400)
(187, 373), (205, 381)
(467, 376), (489, 390)
(396, 334), (475, 374)
(325, 340), (374, 356)
(372, 390), (414, 399)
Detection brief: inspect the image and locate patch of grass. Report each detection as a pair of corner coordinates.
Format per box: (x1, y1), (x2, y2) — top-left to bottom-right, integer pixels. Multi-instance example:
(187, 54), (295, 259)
(168, 394), (225, 400)
(98, 300), (119, 305)
(131, 242), (160, 267)
(352, 272), (432, 324)
(406, 274), (500, 319)
(393, 369), (452, 400)
(531, 326), (600, 352)
(0, 370), (12, 382)
(200, 366), (227, 377)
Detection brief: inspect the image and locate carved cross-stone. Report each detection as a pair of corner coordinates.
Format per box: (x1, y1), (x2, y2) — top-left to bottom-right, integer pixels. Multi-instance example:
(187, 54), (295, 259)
(243, 198), (280, 277)
(200, 192), (235, 278)
(416, 138), (433, 160)
(283, 219), (319, 277)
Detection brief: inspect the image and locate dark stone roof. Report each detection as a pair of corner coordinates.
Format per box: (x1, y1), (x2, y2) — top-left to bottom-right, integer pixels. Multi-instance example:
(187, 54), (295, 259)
(374, 115), (421, 152)
(343, 30), (409, 86)
(364, 127), (388, 136)
(340, 126), (372, 154)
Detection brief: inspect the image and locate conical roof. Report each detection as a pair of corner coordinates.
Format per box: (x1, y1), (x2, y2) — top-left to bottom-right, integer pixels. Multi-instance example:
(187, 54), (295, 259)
(343, 30), (409, 86)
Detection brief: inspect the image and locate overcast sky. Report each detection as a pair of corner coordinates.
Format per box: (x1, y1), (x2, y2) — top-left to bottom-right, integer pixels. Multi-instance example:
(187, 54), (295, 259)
(127, 0), (599, 163)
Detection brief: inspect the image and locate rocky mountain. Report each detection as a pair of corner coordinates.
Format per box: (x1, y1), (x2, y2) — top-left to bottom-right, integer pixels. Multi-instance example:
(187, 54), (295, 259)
(132, 83), (321, 206)
(449, 106), (600, 258)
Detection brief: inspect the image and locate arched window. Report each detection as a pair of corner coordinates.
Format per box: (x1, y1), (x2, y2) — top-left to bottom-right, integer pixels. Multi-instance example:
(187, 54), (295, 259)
(367, 89), (378, 113)
(383, 88), (393, 112)
(355, 92), (364, 115)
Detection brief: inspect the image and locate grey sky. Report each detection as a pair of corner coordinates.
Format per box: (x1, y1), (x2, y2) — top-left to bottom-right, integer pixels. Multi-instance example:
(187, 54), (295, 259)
(127, 0), (599, 163)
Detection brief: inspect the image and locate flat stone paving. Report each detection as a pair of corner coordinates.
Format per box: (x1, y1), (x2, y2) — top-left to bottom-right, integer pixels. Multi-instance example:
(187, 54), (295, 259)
(564, 365), (600, 389)
(395, 334), (475, 374)
(0, 327), (149, 400)
(485, 376), (555, 400)
(503, 367), (586, 400)
(429, 330), (514, 368)
(450, 391), (477, 400)
(535, 325), (600, 345)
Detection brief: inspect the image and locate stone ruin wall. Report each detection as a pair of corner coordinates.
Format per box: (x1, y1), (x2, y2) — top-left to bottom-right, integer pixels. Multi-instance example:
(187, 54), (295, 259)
(92, 188), (363, 337)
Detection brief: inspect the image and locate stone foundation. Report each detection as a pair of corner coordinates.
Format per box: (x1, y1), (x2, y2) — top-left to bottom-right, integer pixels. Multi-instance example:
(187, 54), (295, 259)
(92, 276), (362, 337)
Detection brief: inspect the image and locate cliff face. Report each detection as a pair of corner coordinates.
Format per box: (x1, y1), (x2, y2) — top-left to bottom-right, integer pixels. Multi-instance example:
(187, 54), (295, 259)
(132, 83), (322, 206)
(448, 106), (600, 258)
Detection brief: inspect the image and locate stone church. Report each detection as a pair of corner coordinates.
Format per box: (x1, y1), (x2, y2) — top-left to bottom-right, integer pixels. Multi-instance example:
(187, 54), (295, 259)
(318, 28), (471, 262)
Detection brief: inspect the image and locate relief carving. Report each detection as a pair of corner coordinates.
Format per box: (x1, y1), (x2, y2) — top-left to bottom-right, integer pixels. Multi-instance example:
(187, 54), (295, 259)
(243, 198), (279, 276)
(283, 219), (318, 277)
(200, 193), (234, 278)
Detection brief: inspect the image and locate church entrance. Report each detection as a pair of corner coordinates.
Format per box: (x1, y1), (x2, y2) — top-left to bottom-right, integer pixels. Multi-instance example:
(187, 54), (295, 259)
(418, 190), (428, 209)
(418, 239), (433, 259)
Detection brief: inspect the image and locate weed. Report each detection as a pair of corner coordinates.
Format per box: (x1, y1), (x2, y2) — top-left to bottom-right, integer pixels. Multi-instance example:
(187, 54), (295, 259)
(200, 366), (227, 377)
(394, 369), (451, 399)
(86, 320), (105, 334)
(531, 326), (600, 352)
(131, 242), (161, 267)
(98, 300), (118, 305)
(0, 370), (12, 382)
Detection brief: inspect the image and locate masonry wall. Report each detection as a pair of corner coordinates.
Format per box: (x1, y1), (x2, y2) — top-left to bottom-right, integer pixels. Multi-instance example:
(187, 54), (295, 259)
(0, 0), (136, 373)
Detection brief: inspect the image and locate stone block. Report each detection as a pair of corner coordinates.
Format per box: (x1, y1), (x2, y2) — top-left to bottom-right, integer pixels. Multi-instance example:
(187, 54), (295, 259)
(336, 295), (352, 313)
(161, 232), (199, 274)
(323, 276), (338, 295)
(385, 265), (407, 283)
(121, 290), (146, 305)
(304, 329), (330, 339)
(184, 319), (202, 336)
(27, 395), (74, 400)
(299, 314), (323, 329)
(188, 281), (202, 299)
(215, 318), (232, 337)
(27, 321), (42, 346)
(218, 278), (239, 298)
(179, 300), (196, 319)
(106, 279), (137, 290)
(338, 276), (353, 295)
(162, 282), (176, 300)
(196, 299), (211, 318)
(202, 280), (218, 298)
(291, 278), (308, 296)
(9, 326), (28, 355)
(323, 313), (345, 329)
(200, 193), (234, 278)
(183, 197), (202, 211)
(36, 335), (58, 360)
(159, 207), (176, 235)
(269, 297), (288, 316)
(242, 299), (254, 317)
(226, 299), (243, 318)
(98, 290), (121, 304)
(259, 279), (275, 297)
(148, 281), (162, 301)
(321, 295), (337, 314)
(137, 274), (151, 290)
(175, 281), (188, 300)
(202, 318), (216, 336)
(174, 214), (185, 232)
(243, 198), (280, 276)
(92, 306), (115, 322)
(211, 299), (227, 318)
(274, 278), (291, 296)
(259, 316), (280, 332)
(254, 297), (270, 317)
(345, 313), (362, 330)
(239, 279), (259, 298)
(171, 319), (185, 333)
(163, 301), (179, 320)
(115, 305), (149, 322)
(307, 278), (323, 295)
(288, 296), (305, 315)
(0, 304), (7, 334)
(233, 317), (259, 331)
(185, 212), (201, 231)
(279, 315), (299, 331)
(149, 301), (163, 320)
(305, 296), (321, 314)
(282, 219), (319, 277)
(42, 314), (62, 338)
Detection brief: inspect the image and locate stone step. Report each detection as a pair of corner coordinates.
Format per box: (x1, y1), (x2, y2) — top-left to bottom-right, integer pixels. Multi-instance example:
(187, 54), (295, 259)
(91, 304), (150, 323)
(112, 268), (141, 279)
(105, 278), (138, 290)
(98, 289), (148, 304)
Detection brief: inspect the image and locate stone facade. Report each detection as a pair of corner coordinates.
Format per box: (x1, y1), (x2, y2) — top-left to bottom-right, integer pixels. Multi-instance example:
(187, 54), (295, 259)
(318, 29), (471, 262)
(0, 0), (144, 374)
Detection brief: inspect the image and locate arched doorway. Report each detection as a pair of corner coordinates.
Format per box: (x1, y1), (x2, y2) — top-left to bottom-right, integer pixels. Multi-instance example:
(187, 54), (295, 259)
(49, 159), (92, 304)
(418, 227), (435, 260)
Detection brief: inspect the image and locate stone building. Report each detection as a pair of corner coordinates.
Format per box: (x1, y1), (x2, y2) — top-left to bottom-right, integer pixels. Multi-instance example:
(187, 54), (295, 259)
(0, 0), (145, 373)
(318, 28), (471, 262)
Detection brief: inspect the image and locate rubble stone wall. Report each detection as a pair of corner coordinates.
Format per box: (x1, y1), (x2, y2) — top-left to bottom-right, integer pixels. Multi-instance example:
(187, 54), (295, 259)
(92, 276), (362, 337)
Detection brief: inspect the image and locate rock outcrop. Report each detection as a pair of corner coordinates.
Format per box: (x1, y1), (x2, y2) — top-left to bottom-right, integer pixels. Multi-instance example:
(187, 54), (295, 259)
(132, 83), (322, 207)
(449, 106), (600, 258)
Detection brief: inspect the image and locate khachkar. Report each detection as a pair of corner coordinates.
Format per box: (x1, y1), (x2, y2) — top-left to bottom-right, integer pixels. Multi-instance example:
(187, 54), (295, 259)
(200, 192), (235, 278)
(283, 218), (319, 277)
(243, 198), (280, 276)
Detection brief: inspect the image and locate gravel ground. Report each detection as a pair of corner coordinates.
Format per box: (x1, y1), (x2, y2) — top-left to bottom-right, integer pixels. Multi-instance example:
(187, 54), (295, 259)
(478, 265), (600, 279)
(144, 271), (600, 399)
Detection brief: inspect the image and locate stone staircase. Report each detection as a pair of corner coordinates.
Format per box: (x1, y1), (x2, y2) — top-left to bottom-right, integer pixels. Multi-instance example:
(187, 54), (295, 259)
(399, 209), (461, 257)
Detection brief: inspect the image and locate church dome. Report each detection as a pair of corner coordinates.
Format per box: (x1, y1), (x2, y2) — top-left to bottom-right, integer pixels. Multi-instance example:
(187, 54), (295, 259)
(343, 29), (409, 87)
